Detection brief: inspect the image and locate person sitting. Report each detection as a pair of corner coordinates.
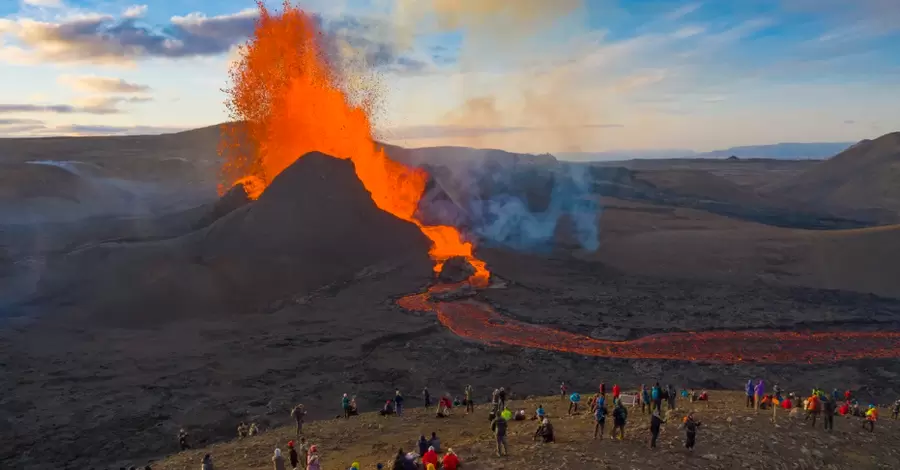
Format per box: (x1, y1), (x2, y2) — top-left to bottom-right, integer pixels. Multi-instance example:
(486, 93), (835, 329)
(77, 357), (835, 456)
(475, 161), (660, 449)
(698, 391), (708, 401)
(237, 422), (249, 439)
(514, 409), (527, 421)
(533, 418), (555, 443)
(421, 447), (439, 468)
(440, 448), (460, 470)
(427, 432), (441, 453)
(838, 401), (850, 416)
(380, 400), (394, 416)
(247, 423), (260, 436)
(453, 396), (462, 407)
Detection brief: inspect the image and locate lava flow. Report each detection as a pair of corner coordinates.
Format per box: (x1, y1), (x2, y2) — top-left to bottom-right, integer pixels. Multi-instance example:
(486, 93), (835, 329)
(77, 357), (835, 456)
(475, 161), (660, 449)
(219, 1), (488, 286)
(400, 289), (900, 364)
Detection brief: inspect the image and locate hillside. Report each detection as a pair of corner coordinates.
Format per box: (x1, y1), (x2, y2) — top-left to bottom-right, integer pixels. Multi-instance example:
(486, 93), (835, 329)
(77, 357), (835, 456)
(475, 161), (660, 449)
(592, 198), (900, 298)
(153, 391), (899, 470)
(765, 132), (900, 222)
(24, 153), (432, 327)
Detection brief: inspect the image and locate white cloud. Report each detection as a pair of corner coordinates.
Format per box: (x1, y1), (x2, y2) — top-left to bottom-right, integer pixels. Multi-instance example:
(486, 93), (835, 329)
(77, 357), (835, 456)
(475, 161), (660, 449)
(122, 5), (148, 19)
(672, 25), (706, 39)
(22, 0), (64, 7)
(58, 75), (151, 93)
(664, 2), (701, 21)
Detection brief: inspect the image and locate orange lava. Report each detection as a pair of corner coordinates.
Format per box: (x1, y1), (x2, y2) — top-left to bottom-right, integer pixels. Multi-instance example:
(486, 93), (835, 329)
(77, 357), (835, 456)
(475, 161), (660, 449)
(400, 289), (900, 364)
(218, 1), (488, 286)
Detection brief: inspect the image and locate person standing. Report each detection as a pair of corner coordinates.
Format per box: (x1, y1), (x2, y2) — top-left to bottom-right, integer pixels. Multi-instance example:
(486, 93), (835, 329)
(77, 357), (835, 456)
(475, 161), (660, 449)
(612, 384), (621, 401)
(291, 404), (306, 436)
(306, 445), (320, 470)
(491, 412), (509, 456)
(593, 396), (607, 439)
(649, 409), (666, 449)
(823, 396), (836, 431)
(683, 413), (701, 451)
(611, 400), (628, 440)
(745, 380), (754, 408)
(641, 385), (651, 414)
(201, 454), (214, 470)
(423, 387), (432, 410)
(394, 390), (404, 417)
(465, 385), (474, 414)
(272, 448), (286, 470)
(178, 428), (190, 451)
(560, 382), (568, 401)
(805, 393), (820, 426)
(651, 383), (662, 412)
(288, 441), (299, 469)
(754, 380), (765, 412)
(341, 394), (352, 419)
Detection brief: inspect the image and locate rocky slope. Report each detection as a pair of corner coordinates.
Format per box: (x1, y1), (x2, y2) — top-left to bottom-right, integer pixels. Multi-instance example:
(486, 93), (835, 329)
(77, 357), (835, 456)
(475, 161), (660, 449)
(154, 391), (899, 470)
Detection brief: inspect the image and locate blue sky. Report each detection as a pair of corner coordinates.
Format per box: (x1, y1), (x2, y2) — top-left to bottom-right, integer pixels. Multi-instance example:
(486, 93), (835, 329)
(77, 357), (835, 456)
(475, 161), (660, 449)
(1, 0), (898, 152)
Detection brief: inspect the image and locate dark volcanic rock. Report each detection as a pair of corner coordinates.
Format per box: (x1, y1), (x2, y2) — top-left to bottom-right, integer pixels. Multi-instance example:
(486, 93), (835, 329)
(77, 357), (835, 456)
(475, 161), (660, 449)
(25, 152), (433, 326)
(438, 255), (476, 284)
(192, 183), (250, 229)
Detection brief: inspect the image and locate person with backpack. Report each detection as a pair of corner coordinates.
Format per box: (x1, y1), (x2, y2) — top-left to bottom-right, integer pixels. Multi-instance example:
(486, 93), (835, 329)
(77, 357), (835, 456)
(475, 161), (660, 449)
(593, 395), (607, 439)
(611, 400), (628, 440)
(864, 404), (878, 432)
(651, 383), (662, 412)
(805, 392), (820, 426)
(649, 408), (666, 449)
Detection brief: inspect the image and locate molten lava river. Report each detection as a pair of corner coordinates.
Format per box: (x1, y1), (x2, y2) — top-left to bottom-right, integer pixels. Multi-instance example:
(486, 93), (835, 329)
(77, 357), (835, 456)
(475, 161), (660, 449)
(223, 2), (900, 365)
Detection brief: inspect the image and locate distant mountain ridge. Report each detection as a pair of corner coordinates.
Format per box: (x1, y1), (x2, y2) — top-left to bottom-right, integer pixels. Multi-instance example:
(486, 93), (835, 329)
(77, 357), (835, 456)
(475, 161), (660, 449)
(557, 142), (855, 161)
(695, 142), (854, 160)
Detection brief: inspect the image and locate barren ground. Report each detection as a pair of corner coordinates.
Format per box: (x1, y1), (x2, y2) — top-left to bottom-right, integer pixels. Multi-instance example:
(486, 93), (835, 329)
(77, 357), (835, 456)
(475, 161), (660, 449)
(155, 391), (900, 470)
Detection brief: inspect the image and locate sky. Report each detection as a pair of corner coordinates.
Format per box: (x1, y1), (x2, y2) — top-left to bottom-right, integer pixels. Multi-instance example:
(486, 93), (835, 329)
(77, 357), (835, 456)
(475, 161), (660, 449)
(1, 0), (899, 153)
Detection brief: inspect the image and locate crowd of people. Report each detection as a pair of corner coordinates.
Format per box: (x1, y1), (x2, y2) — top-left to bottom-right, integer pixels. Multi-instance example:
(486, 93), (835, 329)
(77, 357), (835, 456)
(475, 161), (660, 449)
(172, 380), (897, 470)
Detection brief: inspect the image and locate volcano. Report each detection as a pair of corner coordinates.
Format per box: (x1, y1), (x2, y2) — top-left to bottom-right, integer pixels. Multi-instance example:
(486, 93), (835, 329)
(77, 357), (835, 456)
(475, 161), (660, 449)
(27, 153), (433, 326)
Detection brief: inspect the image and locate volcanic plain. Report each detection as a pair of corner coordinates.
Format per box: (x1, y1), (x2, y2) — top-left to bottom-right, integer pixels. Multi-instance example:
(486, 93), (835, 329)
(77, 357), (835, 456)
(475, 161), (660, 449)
(2, 129), (900, 469)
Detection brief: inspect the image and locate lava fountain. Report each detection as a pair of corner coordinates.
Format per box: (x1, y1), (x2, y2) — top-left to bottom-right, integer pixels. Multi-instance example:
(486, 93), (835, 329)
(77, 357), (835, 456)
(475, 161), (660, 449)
(218, 1), (488, 286)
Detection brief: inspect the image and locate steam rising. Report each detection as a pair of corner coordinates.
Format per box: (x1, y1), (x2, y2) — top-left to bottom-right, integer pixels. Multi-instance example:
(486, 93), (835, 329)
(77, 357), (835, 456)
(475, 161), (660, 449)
(419, 153), (600, 252)
(472, 163), (600, 251)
